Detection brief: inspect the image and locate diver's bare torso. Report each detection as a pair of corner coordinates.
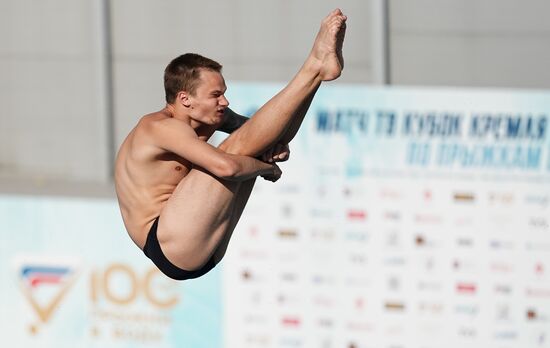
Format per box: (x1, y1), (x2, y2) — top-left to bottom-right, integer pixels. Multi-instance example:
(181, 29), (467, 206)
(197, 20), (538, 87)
(115, 109), (218, 249)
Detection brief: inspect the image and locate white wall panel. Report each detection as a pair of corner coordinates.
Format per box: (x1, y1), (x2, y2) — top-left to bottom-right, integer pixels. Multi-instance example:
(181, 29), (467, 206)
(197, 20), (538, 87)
(0, 0), (93, 56)
(0, 0), (107, 182)
(113, 60), (166, 150)
(391, 0), (550, 33)
(2, 59), (105, 181)
(390, 0), (550, 88)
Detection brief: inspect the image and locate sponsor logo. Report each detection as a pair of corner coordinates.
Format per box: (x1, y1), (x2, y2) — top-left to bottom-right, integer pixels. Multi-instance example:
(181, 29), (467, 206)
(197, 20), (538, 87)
(281, 203), (294, 218)
(421, 257), (436, 271)
(278, 229), (299, 239)
(456, 282), (477, 294)
(417, 301), (444, 314)
(240, 249), (268, 259)
(316, 165), (340, 177)
(415, 234), (427, 246)
(317, 338), (333, 348)
(527, 308), (549, 322)
(279, 336), (303, 347)
(488, 192), (515, 205)
(454, 216), (474, 227)
(417, 281), (443, 292)
(316, 318), (334, 328)
(346, 321), (374, 332)
(384, 301), (406, 312)
(312, 275), (335, 286)
(387, 276), (401, 291)
(15, 256), (181, 342)
(526, 241), (550, 252)
(526, 287), (550, 298)
(281, 316), (301, 328)
(493, 330), (518, 340)
(89, 263), (179, 342)
(535, 262), (545, 276)
(524, 194), (549, 207)
(354, 297), (367, 310)
(456, 237), (474, 247)
(90, 263), (179, 309)
(245, 334), (271, 346)
(277, 293), (300, 306)
(490, 239), (516, 250)
(277, 185), (300, 194)
(532, 332), (547, 346)
(313, 295), (334, 308)
(453, 259), (477, 272)
(415, 234), (437, 248)
(414, 214), (442, 225)
(490, 262), (514, 273)
(248, 291), (263, 305)
(383, 211), (401, 221)
(344, 230), (369, 243)
(385, 230), (401, 247)
(379, 188), (403, 201)
(15, 256), (80, 334)
(342, 185), (367, 198)
(347, 209), (367, 221)
(311, 228), (336, 241)
(310, 208), (334, 218)
(247, 226), (260, 238)
(243, 314), (268, 324)
(494, 284), (513, 295)
(241, 269), (261, 281)
(316, 185), (329, 197)
(529, 217), (550, 230)
(384, 256), (406, 266)
(349, 253), (368, 265)
(455, 304), (479, 317)
(453, 192), (475, 203)
(495, 304), (511, 321)
(423, 189), (433, 202)
(457, 326), (477, 338)
(280, 272), (299, 283)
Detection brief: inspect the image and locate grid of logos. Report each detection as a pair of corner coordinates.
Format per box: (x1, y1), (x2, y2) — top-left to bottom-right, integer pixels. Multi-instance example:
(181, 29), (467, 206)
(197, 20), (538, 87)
(224, 175), (549, 348)
(222, 85), (550, 348)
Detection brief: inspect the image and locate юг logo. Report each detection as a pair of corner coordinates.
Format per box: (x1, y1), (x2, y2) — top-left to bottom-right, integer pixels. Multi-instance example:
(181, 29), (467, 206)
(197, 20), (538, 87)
(14, 256), (80, 334)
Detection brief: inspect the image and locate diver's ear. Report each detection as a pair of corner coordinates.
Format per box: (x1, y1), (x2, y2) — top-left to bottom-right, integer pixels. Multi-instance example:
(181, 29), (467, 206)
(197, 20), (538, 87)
(176, 91), (191, 107)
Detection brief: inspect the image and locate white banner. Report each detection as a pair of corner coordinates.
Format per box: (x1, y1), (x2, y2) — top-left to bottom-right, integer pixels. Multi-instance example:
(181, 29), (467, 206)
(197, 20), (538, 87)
(1, 84), (549, 348)
(223, 84), (550, 348)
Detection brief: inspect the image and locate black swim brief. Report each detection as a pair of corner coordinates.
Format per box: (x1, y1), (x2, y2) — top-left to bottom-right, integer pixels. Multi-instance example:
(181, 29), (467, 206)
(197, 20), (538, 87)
(143, 217), (216, 280)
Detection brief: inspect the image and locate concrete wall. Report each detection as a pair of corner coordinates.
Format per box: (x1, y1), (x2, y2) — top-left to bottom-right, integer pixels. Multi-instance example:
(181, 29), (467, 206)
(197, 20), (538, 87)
(110, 0), (373, 154)
(1, 0), (550, 188)
(389, 0), (550, 88)
(0, 0), (109, 183)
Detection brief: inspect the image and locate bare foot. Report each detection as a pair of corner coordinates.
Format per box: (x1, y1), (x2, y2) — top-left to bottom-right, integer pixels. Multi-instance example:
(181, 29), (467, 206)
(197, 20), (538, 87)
(309, 9), (347, 81)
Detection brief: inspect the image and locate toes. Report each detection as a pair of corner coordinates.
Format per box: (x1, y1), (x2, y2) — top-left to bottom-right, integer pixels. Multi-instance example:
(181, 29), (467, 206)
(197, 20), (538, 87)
(325, 9), (343, 23)
(329, 17), (345, 32)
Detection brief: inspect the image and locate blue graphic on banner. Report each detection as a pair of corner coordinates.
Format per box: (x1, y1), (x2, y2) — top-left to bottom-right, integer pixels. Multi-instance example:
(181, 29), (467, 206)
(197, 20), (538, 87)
(0, 195), (221, 348)
(226, 84), (550, 179)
